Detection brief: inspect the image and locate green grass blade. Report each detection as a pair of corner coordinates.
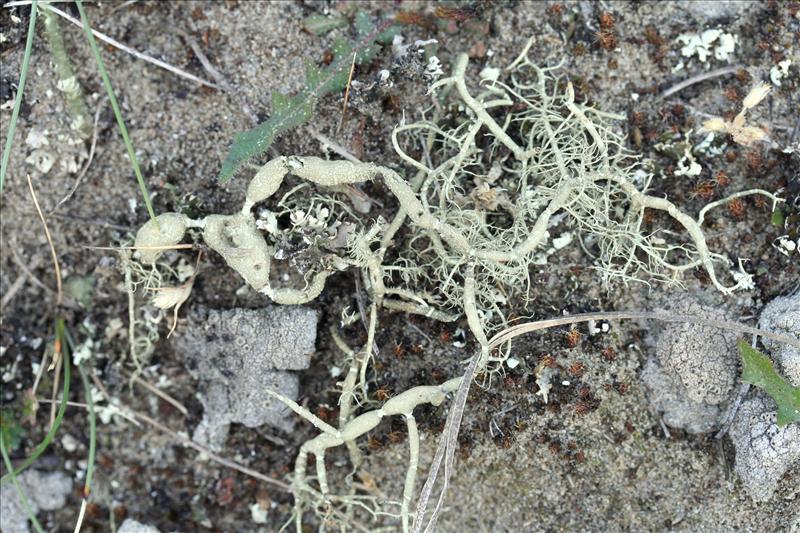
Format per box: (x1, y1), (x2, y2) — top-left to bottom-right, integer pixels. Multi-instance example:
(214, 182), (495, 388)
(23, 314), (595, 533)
(0, 318), (71, 486)
(1, 435), (44, 533)
(0, 0), (38, 195)
(76, 363), (96, 496)
(73, 0), (157, 224)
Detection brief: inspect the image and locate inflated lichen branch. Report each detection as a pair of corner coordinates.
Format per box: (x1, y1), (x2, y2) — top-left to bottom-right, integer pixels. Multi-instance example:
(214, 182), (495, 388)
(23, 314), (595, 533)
(266, 376), (461, 531)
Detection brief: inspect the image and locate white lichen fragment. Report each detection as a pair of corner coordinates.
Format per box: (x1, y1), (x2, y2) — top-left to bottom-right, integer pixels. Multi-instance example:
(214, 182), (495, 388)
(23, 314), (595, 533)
(694, 132), (725, 156)
(25, 149), (55, 173)
(71, 337), (95, 366)
(775, 236), (797, 256)
(678, 29), (719, 62)
(714, 32), (736, 61)
(674, 145), (702, 177)
(677, 29), (737, 63)
(535, 365), (556, 403)
(250, 502), (269, 524)
(770, 59), (791, 87)
(551, 232), (573, 250)
(425, 56), (444, 80)
(479, 66), (500, 82)
(25, 128), (49, 149)
(730, 266), (755, 291)
(117, 519), (162, 533)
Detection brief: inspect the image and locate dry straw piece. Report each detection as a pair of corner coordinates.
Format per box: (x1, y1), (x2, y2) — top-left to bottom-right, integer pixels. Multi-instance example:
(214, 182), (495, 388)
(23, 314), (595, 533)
(703, 83), (772, 146)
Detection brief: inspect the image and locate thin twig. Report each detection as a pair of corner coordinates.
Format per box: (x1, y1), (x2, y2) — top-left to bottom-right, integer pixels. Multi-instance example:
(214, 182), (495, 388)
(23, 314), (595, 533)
(0, 270), (28, 311)
(73, 500), (88, 533)
(27, 211), (134, 232)
(488, 311), (800, 351)
(789, 116), (800, 145)
(173, 27), (229, 89)
(715, 382), (750, 440)
(51, 102), (103, 213)
(337, 51), (357, 135)
(658, 65), (743, 100)
(88, 369), (111, 400)
(3, 0), (97, 5)
(353, 271), (369, 332)
(9, 247), (53, 295)
(27, 174), (63, 305)
(49, 354), (63, 429)
(30, 338), (49, 398)
(308, 128), (362, 163)
(51, 392), (291, 492)
(412, 352), (478, 533)
(2, 2), (222, 90)
(83, 244), (194, 251)
(129, 373), (189, 416)
(407, 323), (432, 344)
(173, 27), (259, 125)
(107, 0), (138, 16)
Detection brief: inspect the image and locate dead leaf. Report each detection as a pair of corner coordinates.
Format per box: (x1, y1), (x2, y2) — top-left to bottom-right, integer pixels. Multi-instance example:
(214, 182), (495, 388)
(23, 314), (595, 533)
(150, 281), (193, 338)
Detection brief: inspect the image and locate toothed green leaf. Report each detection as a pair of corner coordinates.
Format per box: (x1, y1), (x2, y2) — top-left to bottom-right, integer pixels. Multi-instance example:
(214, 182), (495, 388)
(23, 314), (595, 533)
(739, 340), (800, 426)
(354, 11), (379, 62)
(271, 92), (291, 110)
(332, 37), (353, 61)
(304, 60), (323, 89)
(218, 12), (399, 182)
(302, 14), (348, 36)
(219, 93), (314, 182)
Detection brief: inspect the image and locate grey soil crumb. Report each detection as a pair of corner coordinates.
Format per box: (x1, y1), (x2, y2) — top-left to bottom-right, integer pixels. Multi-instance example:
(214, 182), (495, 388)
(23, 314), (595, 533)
(0, 470), (72, 533)
(642, 299), (738, 433)
(758, 291), (800, 385)
(725, 292), (800, 503)
(117, 519), (162, 533)
(641, 357), (724, 433)
(729, 394), (800, 503)
(171, 305), (317, 449)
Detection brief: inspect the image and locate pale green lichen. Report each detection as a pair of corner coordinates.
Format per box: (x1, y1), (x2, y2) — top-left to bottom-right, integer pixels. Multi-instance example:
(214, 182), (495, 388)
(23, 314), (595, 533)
(133, 212), (188, 264)
(202, 213), (271, 290)
(133, 43), (786, 532)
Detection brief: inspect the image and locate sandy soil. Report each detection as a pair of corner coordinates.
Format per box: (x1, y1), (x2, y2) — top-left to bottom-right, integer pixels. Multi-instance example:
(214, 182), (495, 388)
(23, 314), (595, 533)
(1, 1), (798, 531)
